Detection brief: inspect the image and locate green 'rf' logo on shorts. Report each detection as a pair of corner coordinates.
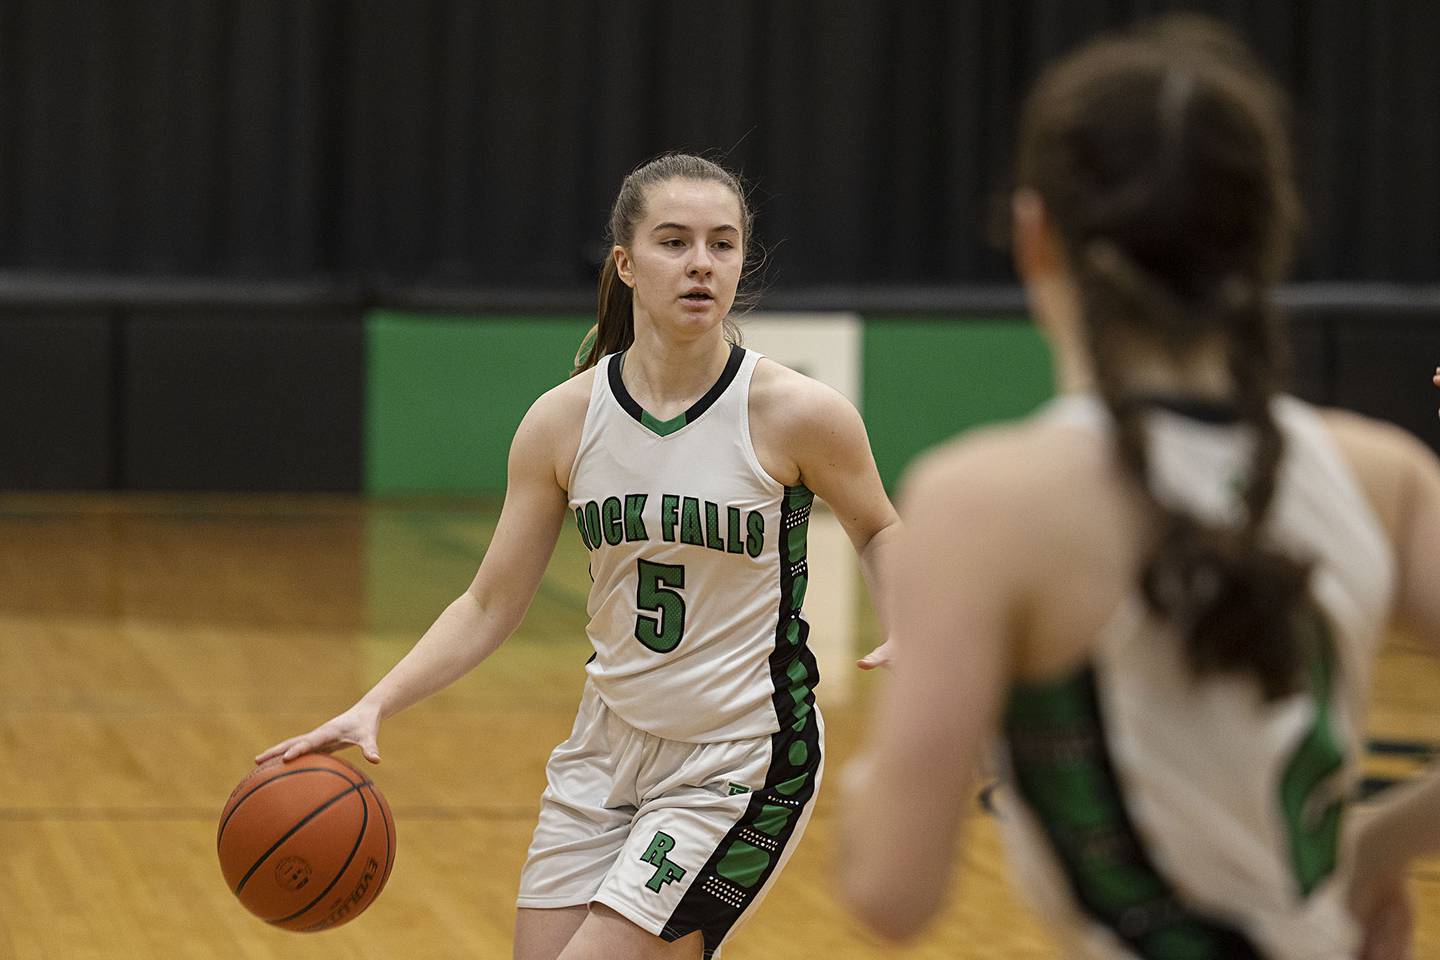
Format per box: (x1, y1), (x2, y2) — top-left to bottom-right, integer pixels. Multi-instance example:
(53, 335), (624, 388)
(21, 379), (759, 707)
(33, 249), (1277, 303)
(640, 831), (687, 892)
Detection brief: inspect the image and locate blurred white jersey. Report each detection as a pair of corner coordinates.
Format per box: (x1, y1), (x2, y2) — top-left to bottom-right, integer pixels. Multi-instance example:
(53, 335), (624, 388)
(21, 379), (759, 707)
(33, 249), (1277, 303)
(996, 393), (1395, 960)
(567, 347), (819, 743)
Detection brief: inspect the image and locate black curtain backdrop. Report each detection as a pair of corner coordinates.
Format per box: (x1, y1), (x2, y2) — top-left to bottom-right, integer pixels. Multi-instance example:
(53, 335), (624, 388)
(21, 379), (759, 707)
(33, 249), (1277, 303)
(1, 0), (1436, 289)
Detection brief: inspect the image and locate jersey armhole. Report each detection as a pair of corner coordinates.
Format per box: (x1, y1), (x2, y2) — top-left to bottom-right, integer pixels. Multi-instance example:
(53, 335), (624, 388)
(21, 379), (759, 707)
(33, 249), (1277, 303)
(1277, 396), (1393, 564)
(564, 358), (609, 496)
(738, 353), (787, 494)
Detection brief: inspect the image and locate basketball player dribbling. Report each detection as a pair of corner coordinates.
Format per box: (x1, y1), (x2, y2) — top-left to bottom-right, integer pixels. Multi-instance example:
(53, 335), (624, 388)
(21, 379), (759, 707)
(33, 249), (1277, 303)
(839, 15), (1440, 960)
(258, 153), (899, 959)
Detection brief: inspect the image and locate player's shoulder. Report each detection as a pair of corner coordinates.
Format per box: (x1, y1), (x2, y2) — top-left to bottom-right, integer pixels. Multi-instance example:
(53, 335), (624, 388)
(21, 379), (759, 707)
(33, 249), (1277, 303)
(903, 413), (1109, 512)
(750, 354), (858, 430)
(524, 367), (595, 429)
(898, 415), (1130, 619)
(749, 356), (871, 472)
(1314, 404), (1431, 467)
(1313, 403), (1439, 538)
(898, 412), (1125, 577)
(510, 368), (594, 477)
(1312, 403), (1438, 508)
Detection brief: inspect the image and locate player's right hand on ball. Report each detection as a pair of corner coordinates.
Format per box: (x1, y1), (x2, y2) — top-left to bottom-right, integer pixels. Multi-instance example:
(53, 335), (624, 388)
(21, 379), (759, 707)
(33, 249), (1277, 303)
(255, 702), (383, 766)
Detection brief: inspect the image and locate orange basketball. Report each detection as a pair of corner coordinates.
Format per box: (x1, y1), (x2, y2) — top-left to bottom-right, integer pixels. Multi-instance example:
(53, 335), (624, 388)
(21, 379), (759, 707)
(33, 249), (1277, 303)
(217, 753), (396, 931)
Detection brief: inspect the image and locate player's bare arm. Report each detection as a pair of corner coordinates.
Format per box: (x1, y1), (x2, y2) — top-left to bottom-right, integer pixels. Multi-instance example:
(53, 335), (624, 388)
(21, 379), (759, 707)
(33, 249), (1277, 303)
(750, 359), (902, 666)
(1324, 410), (1440, 942)
(835, 429), (1035, 939)
(255, 376), (589, 765)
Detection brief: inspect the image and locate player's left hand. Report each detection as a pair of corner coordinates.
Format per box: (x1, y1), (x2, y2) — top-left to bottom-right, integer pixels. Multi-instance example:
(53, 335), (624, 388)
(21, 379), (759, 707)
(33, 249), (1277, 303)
(857, 640), (894, 670)
(1433, 367), (1440, 417)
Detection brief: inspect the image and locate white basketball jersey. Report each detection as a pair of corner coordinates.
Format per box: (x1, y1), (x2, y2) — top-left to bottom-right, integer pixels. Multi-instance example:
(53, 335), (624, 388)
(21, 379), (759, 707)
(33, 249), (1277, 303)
(566, 347), (819, 742)
(996, 393), (1395, 960)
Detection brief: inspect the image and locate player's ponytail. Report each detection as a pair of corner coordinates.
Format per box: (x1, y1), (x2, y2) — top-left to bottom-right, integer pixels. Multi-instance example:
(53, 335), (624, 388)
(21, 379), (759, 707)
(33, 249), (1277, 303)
(1081, 244), (1314, 700)
(1019, 14), (1316, 700)
(573, 256), (635, 373)
(572, 153), (754, 376)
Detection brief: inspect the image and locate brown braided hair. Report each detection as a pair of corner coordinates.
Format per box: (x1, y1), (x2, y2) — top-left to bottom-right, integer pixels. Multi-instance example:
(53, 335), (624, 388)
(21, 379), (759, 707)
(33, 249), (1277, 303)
(572, 153), (754, 375)
(1016, 14), (1314, 699)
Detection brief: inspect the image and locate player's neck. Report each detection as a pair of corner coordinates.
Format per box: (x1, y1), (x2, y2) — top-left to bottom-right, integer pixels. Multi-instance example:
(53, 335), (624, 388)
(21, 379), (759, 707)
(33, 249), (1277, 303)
(622, 328), (733, 412)
(1037, 290), (1233, 400)
(1056, 340), (1234, 399)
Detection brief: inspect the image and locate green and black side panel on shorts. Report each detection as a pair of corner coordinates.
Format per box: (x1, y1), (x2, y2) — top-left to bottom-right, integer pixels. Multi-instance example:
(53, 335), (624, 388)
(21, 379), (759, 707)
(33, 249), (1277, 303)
(1004, 666), (1266, 959)
(661, 485), (822, 958)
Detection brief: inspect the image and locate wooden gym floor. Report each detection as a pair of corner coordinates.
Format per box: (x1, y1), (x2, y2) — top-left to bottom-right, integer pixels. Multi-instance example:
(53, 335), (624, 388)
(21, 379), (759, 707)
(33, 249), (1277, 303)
(0, 493), (1436, 959)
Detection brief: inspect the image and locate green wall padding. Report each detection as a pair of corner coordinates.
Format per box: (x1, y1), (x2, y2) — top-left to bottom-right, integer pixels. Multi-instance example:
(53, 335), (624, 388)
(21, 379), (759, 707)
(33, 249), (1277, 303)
(862, 317), (1055, 489)
(365, 312), (591, 493)
(366, 312), (1056, 495)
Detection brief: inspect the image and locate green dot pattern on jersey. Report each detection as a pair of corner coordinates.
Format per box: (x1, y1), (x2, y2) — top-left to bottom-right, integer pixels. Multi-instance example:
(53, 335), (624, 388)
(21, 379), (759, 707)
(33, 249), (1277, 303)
(660, 484), (824, 955)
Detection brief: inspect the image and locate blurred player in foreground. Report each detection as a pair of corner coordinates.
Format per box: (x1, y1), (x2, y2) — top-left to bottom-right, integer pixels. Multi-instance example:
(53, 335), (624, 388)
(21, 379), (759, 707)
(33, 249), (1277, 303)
(840, 15), (1440, 960)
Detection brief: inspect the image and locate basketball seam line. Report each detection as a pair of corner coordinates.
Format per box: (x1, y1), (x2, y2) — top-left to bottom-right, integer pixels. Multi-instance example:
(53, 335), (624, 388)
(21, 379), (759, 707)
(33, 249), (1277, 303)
(273, 787), (371, 927)
(299, 782), (393, 932)
(366, 782), (397, 896)
(232, 778), (372, 897)
(218, 766), (362, 847)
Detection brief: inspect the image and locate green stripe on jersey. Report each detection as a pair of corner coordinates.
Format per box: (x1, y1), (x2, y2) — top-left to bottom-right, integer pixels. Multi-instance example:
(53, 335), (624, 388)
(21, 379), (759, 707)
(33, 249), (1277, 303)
(1003, 667), (1263, 958)
(640, 409), (688, 437)
(656, 481), (823, 955)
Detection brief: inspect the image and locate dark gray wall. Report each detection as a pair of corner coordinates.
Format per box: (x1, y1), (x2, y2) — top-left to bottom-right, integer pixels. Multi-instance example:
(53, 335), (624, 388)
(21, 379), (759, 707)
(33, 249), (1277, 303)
(1, 1), (1436, 289)
(2, 2), (1437, 491)
(0, 282), (366, 491)
(3, 291), (1437, 491)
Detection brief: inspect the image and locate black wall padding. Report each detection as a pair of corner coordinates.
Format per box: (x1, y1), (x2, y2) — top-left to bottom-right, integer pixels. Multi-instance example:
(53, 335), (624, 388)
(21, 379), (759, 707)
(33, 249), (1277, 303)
(0, 312), (115, 488)
(1284, 313), (1331, 407)
(122, 310), (363, 490)
(1331, 314), (1440, 459)
(0, 1), (1437, 288)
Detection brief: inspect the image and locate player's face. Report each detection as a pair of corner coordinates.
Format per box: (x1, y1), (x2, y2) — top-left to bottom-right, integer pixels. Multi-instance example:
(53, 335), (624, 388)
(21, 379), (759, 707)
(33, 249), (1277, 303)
(617, 178), (744, 341)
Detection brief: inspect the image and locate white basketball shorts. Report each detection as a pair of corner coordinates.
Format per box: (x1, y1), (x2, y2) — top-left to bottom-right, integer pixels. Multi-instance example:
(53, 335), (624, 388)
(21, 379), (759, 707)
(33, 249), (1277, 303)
(517, 679), (824, 958)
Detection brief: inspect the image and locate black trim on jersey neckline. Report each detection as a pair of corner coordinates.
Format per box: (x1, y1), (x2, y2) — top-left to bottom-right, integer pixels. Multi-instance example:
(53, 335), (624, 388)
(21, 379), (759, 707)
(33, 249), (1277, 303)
(609, 343), (746, 437)
(1120, 392), (1243, 425)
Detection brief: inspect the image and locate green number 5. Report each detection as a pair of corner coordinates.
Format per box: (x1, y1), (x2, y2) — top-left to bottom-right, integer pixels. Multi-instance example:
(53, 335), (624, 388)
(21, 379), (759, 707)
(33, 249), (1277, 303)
(635, 559), (686, 653)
